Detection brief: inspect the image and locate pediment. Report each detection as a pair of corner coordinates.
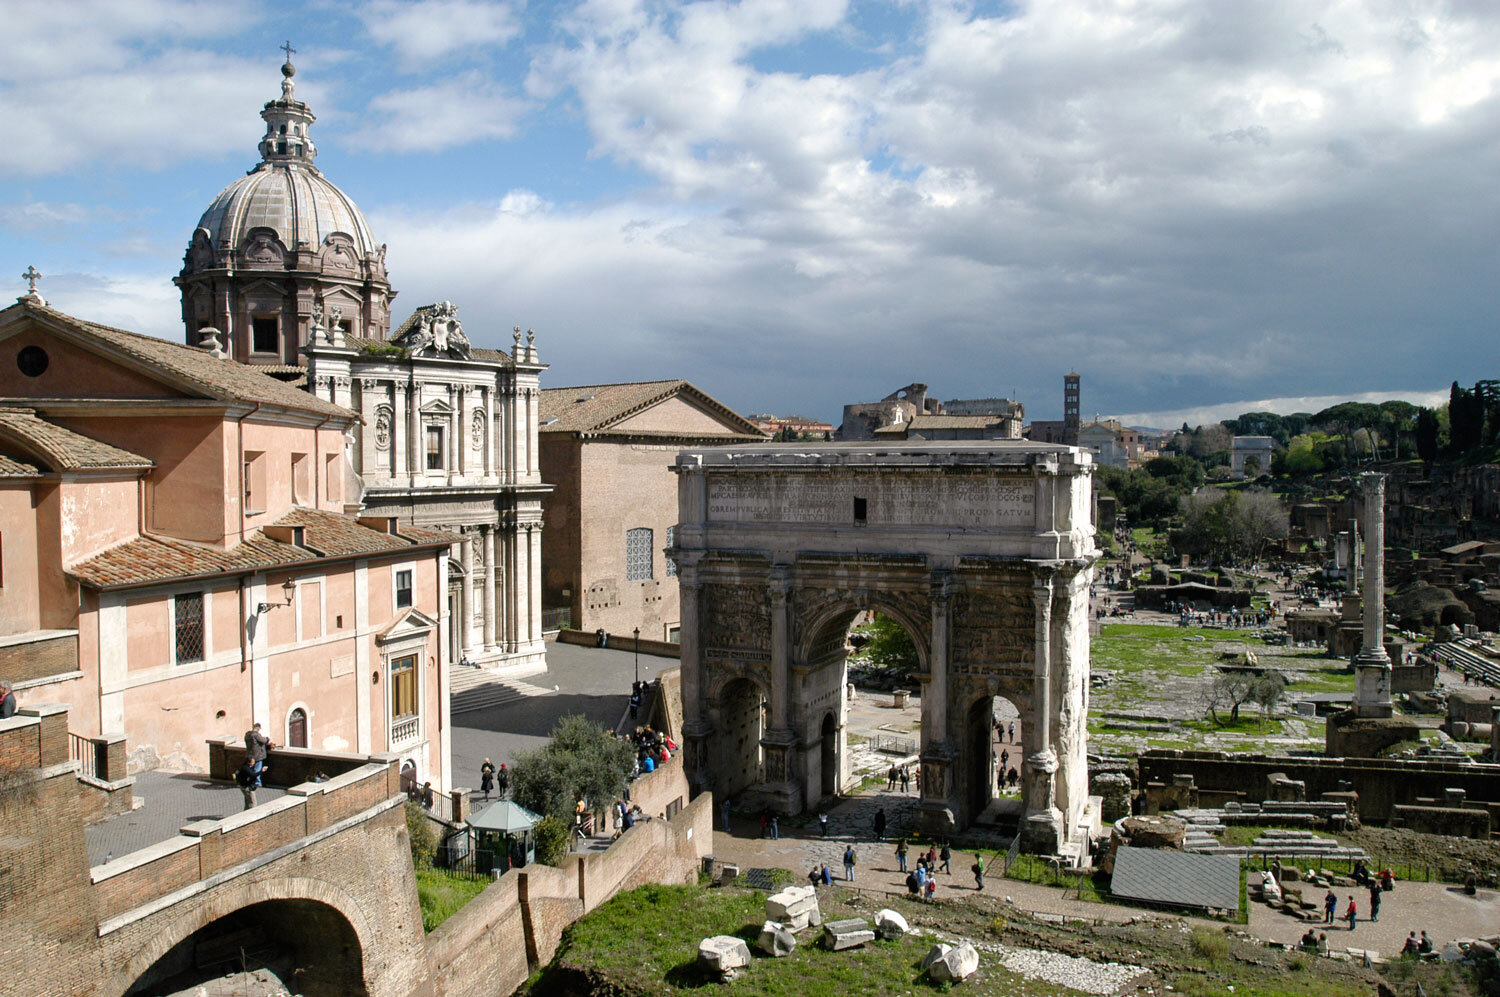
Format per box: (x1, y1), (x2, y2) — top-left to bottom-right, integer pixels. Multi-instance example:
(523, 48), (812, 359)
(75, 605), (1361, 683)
(0, 315), (201, 402)
(420, 399), (454, 415)
(375, 607), (437, 644)
(609, 393), (757, 436)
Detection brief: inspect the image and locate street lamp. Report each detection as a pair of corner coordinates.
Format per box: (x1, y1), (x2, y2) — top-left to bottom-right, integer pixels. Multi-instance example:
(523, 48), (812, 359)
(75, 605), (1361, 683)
(633, 627), (641, 687)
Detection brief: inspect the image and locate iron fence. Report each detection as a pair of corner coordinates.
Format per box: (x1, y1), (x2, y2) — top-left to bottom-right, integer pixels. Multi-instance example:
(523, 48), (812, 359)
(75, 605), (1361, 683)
(69, 732), (100, 781)
(870, 734), (916, 756)
(542, 607), (572, 632)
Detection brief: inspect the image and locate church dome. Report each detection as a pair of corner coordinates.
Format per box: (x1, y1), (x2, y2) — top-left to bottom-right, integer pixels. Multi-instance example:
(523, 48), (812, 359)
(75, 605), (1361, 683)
(195, 164), (379, 259)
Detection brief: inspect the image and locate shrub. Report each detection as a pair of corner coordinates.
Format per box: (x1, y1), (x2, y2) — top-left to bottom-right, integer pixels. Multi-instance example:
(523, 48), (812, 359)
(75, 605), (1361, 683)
(989, 914), (1009, 934)
(534, 815), (571, 866)
(405, 800), (436, 869)
(511, 714), (636, 822)
(1190, 927), (1229, 965)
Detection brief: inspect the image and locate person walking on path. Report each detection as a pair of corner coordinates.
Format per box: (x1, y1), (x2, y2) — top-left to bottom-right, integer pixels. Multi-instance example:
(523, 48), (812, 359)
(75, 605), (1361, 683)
(721, 800), (731, 833)
(1323, 890), (1337, 924)
(1368, 884), (1381, 923)
(940, 842), (951, 874)
(1008, 721), (1016, 743)
(818, 812), (829, 837)
(895, 839), (909, 873)
(244, 722), (272, 787)
(915, 766), (922, 795)
(770, 815), (779, 840)
(235, 759), (257, 810)
(874, 808), (887, 842)
(843, 845), (856, 882)
(480, 759), (496, 800)
(899, 766), (910, 793)
(973, 853), (985, 890)
(496, 763), (509, 799)
(1000, 749), (1009, 772)
(926, 844), (937, 869)
(1344, 896), (1358, 931)
(888, 765), (899, 791)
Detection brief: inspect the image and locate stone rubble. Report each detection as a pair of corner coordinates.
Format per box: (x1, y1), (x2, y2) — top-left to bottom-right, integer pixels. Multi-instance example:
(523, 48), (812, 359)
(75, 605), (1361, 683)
(697, 935), (751, 982)
(756, 920), (797, 958)
(875, 908), (909, 940)
(821, 917), (876, 951)
(765, 885), (821, 931)
(927, 941), (980, 983)
(972, 940), (1148, 995)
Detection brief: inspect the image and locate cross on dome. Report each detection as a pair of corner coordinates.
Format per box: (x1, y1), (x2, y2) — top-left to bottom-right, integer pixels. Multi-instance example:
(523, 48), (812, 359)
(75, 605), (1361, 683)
(257, 50), (317, 166)
(22, 266), (41, 294)
(281, 40), (296, 62)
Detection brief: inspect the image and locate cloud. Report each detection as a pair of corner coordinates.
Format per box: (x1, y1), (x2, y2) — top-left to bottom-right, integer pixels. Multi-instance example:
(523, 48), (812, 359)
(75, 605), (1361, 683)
(360, 73), (530, 151)
(359, 0), (523, 69)
(36, 271), (182, 342)
(1113, 389), (1451, 432)
(0, 202), (93, 230)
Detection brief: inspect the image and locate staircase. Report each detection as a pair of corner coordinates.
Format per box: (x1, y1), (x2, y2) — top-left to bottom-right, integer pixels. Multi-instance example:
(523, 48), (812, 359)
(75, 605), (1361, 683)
(449, 665), (555, 714)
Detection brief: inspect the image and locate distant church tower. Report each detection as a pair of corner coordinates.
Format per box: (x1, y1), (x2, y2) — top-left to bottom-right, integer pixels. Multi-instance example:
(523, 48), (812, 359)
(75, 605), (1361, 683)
(1063, 371), (1080, 445)
(175, 53), (395, 365)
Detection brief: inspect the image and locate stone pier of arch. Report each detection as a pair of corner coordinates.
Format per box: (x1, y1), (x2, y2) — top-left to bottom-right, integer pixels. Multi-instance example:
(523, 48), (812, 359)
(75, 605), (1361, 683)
(670, 442), (1100, 855)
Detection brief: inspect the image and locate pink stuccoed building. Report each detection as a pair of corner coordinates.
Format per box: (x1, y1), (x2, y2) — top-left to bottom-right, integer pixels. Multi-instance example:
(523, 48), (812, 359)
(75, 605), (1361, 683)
(0, 291), (455, 790)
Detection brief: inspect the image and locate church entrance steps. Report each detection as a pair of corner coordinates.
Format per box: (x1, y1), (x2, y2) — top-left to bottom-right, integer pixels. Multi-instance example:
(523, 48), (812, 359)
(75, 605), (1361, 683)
(449, 666), (556, 714)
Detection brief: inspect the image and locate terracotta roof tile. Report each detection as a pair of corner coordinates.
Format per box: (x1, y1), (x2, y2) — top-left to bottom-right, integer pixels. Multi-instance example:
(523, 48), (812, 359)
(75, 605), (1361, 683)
(0, 407), (152, 471)
(0, 453), (40, 476)
(539, 379), (764, 438)
(68, 509), (458, 590)
(8, 299), (353, 421)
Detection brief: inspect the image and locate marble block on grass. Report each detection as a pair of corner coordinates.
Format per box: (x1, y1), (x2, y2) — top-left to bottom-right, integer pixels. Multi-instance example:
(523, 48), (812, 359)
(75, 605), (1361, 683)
(822, 918), (875, 951)
(875, 909), (909, 940)
(928, 941), (980, 982)
(699, 935), (751, 981)
(757, 921), (797, 958)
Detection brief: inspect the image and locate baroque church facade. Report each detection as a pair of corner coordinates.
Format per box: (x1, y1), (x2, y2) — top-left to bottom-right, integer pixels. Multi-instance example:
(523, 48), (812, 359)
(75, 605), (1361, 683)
(178, 57), (548, 674)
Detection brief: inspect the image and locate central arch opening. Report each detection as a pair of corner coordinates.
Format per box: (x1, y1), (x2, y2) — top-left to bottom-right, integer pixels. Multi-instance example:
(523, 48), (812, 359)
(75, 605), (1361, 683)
(966, 693), (1026, 832)
(126, 899), (366, 997)
(719, 677), (766, 799)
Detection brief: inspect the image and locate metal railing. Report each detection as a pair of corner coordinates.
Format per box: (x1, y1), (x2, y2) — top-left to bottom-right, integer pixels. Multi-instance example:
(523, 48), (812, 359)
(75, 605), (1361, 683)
(542, 607), (572, 633)
(870, 734), (916, 756)
(1002, 831), (1022, 875)
(69, 732), (99, 781)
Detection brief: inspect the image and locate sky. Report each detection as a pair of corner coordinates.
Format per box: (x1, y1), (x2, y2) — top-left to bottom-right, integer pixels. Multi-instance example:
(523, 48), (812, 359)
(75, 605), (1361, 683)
(0, 0), (1495, 426)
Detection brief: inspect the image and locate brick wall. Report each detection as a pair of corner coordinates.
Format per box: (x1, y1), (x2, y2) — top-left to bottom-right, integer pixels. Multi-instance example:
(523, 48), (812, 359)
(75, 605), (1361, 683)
(0, 632), (79, 684)
(426, 873), (530, 997)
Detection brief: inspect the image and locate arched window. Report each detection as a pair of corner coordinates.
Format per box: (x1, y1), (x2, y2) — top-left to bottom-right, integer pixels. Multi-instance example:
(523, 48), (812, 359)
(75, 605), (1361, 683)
(287, 707), (308, 748)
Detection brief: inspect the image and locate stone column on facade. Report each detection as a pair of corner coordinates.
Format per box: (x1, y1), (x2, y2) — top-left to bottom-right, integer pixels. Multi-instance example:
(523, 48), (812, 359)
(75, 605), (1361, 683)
(459, 533), (476, 657)
(761, 566), (798, 809)
(918, 570), (958, 834)
(356, 380), (375, 478)
(482, 525), (497, 651)
(528, 522), (543, 648)
(446, 386), (458, 485)
(1024, 570), (1064, 853)
(1354, 472), (1393, 718)
(391, 381), (407, 481)
(408, 380), (422, 484)
(677, 567), (713, 796)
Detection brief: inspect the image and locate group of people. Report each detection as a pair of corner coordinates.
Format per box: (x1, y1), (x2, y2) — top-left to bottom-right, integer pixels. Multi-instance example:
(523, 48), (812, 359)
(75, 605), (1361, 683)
(478, 758), (509, 800)
(233, 722), (274, 809)
(628, 725), (675, 776)
(1174, 606), (1277, 628)
(885, 763), (917, 793)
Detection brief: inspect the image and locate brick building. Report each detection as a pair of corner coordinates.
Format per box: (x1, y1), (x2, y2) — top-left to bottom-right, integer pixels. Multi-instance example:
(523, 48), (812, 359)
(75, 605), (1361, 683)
(538, 380), (763, 639)
(0, 291), (454, 788)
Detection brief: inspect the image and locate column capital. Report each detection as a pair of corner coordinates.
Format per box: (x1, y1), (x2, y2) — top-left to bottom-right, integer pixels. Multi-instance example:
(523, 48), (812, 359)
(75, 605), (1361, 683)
(768, 564), (792, 602)
(930, 569), (952, 605)
(1032, 567), (1056, 594)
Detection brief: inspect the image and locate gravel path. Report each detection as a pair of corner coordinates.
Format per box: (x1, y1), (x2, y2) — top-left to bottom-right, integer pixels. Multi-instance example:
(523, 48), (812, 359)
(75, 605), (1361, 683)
(975, 941), (1148, 995)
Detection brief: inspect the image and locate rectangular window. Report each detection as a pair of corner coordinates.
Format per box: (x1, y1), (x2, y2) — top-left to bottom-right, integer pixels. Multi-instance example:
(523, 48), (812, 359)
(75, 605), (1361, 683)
(325, 453), (341, 503)
(853, 497), (868, 522)
(426, 426), (444, 471)
(396, 568), (414, 609)
(252, 316), (279, 354)
(174, 593), (205, 664)
(391, 654), (418, 719)
(291, 452), (309, 505)
(665, 525), (677, 577)
(625, 527), (653, 582)
(243, 451), (266, 513)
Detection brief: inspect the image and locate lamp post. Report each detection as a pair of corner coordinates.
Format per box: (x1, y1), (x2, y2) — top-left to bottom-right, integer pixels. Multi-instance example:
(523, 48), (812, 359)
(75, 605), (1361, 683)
(633, 627), (641, 687)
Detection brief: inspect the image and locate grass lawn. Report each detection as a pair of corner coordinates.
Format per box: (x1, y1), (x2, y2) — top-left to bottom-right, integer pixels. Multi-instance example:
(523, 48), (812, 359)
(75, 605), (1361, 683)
(1092, 623), (1259, 676)
(416, 867), (489, 932)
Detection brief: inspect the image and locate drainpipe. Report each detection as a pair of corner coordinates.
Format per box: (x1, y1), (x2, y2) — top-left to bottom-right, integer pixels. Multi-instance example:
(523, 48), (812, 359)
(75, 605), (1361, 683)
(236, 403), (262, 543)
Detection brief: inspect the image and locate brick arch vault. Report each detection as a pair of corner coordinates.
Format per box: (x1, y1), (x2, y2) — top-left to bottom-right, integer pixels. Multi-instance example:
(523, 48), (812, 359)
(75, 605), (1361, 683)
(669, 442), (1102, 856)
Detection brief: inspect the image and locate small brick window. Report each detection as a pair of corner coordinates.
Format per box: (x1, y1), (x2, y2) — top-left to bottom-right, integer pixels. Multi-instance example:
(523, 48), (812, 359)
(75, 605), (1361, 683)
(396, 569), (414, 609)
(665, 525), (677, 577)
(625, 527), (653, 582)
(175, 592), (205, 664)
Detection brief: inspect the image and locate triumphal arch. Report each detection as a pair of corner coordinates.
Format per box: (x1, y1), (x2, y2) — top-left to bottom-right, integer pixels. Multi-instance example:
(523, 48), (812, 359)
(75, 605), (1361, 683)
(669, 441), (1099, 854)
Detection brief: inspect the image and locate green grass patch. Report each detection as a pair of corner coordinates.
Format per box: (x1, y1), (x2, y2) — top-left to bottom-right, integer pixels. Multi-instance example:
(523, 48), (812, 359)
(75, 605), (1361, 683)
(416, 867), (489, 932)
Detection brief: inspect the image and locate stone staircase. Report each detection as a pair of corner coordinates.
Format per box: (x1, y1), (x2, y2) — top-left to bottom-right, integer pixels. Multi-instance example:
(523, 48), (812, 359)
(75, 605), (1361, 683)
(449, 665), (555, 714)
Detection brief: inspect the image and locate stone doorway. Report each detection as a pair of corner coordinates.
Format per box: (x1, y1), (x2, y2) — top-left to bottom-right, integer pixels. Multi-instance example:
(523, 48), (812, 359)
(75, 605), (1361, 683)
(965, 694), (1025, 830)
(671, 441), (1100, 854)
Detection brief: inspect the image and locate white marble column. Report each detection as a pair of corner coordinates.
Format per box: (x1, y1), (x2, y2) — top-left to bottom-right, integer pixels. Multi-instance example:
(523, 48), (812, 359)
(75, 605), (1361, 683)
(482, 525), (497, 650)
(1024, 570), (1063, 852)
(528, 523), (543, 647)
(392, 382), (407, 480)
(460, 533), (475, 657)
(1354, 473), (1393, 717)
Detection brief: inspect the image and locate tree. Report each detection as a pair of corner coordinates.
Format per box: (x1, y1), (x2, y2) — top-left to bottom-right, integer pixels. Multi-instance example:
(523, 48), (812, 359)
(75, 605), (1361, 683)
(858, 614), (919, 675)
(405, 800), (437, 869)
(1449, 382), (1484, 454)
(1175, 489), (1289, 564)
(533, 816), (571, 866)
(1200, 672), (1257, 725)
(1243, 455), (1261, 478)
(1415, 407), (1440, 465)
(1250, 674), (1285, 722)
(1312, 402), (1384, 470)
(510, 714), (635, 825)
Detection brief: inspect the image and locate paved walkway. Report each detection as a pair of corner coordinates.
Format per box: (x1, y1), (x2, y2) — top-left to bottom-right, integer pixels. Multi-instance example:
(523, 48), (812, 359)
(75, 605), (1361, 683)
(84, 771), (285, 866)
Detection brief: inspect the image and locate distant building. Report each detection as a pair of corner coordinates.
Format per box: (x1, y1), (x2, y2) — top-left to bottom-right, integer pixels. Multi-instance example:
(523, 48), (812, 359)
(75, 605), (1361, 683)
(748, 414), (834, 438)
(1231, 436), (1276, 478)
(538, 379), (764, 641)
(839, 382), (940, 440)
(1027, 372), (1081, 445)
(873, 413), (1022, 441)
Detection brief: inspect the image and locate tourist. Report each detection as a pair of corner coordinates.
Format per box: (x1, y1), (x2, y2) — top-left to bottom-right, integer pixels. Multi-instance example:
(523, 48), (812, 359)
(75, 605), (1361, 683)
(940, 841), (951, 874)
(926, 843), (937, 869)
(480, 759), (496, 799)
(1401, 932), (1419, 957)
(924, 875), (936, 901)
(888, 764), (899, 791)
(844, 845), (857, 882)
(0, 679), (16, 719)
(874, 808), (887, 841)
(244, 722), (272, 788)
(1000, 749), (1009, 772)
(809, 865), (822, 888)
(721, 799), (731, 832)
(770, 815), (779, 840)
(1008, 722), (1016, 743)
(1323, 889), (1337, 924)
(1380, 868), (1395, 892)
(1006, 767), (1019, 788)
(906, 870), (919, 895)
(1418, 931), (1432, 955)
(496, 762), (509, 799)
(1317, 933), (1329, 955)
(234, 759), (257, 810)
(973, 853), (985, 890)
(1352, 858), (1370, 886)
(1367, 883), (1381, 922)
(1344, 896), (1357, 931)
(821, 863), (832, 885)
(818, 812), (829, 837)
(421, 781), (435, 810)
(1300, 928), (1320, 952)
(895, 838), (908, 872)
(900, 766), (910, 793)
(915, 863), (928, 895)
(915, 766), (922, 794)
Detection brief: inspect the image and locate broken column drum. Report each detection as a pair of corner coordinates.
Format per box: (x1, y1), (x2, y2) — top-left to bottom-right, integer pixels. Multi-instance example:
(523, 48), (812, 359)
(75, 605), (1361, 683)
(669, 441), (1098, 851)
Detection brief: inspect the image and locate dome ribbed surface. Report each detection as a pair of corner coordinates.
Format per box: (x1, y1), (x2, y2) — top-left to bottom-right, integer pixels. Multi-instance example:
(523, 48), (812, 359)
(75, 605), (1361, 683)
(197, 162), (378, 256)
